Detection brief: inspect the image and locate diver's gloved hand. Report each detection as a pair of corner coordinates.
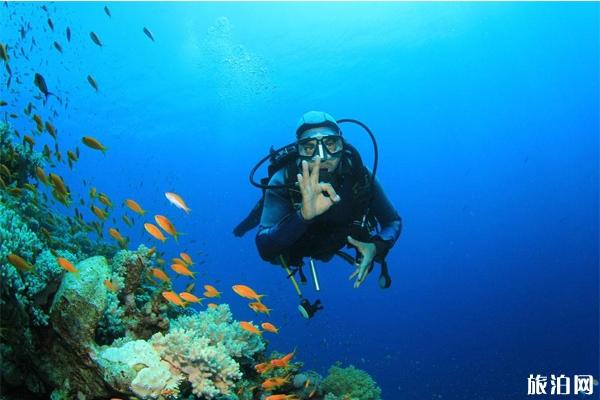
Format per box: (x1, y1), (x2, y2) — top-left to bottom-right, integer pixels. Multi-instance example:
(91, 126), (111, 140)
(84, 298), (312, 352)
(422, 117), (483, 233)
(347, 235), (376, 288)
(297, 157), (341, 220)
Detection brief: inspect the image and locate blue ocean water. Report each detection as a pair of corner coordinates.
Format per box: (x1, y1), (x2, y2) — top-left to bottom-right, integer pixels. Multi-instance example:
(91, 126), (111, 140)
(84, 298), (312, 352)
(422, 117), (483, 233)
(1, 2), (598, 399)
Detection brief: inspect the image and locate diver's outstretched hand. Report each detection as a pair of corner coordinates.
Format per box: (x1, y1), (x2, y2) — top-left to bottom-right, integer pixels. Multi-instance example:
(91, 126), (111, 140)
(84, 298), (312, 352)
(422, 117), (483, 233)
(297, 157), (341, 220)
(347, 236), (376, 288)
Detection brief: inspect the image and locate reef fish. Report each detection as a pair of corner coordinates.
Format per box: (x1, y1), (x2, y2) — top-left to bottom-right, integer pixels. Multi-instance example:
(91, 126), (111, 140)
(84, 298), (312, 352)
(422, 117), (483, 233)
(154, 215), (181, 241)
(66, 27), (71, 42)
(57, 257), (78, 274)
(232, 284), (265, 302)
(34, 73), (52, 101)
(33, 114), (44, 132)
(162, 291), (185, 307)
(98, 193), (112, 207)
(6, 254), (35, 273)
(49, 173), (69, 195)
(89, 31), (102, 46)
(82, 136), (107, 153)
(45, 121), (57, 139)
(170, 263), (195, 278)
(91, 204), (108, 220)
(203, 285), (221, 298)
(108, 227), (125, 243)
(262, 376), (291, 390)
(264, 395), (298, 400)
(151, 268), (170, 283)
(122, 215), (134, 227)
(35, 167), (49, 185)
(142, 27), (154, 42)
(270, 350), (296, 368)
(124, 199), (145, 215)
(249, 301), (271, 316)
(239, 321), (261, 336)
(0, 43), (8, 62)
(104, 5), (111, 17)
(104, 279), (119, 292)
(261, 322), (279, 334)
(144, 223), (166, 242)
(53, 41), (63, 53)
(165, 192), (190, 213)
(179, 252), (193, 265)
(178, 292), (203, 303)
(87, 74), (98, 91)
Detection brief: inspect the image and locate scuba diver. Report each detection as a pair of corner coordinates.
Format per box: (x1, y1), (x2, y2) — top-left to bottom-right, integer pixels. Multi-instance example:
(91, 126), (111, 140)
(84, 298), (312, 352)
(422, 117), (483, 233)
(234, 111), (402, 318)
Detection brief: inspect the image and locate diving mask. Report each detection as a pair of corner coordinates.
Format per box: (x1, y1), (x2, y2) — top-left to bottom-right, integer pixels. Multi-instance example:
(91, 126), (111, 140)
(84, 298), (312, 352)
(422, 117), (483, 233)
(297, 134), (344, 161)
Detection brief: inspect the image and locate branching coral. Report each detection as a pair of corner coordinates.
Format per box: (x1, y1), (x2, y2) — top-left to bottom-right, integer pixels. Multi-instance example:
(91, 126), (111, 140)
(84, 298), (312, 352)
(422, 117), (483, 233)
(171, 304), (265, 359)
(151, 329), (242, 398)
(95, 304), (266, 399)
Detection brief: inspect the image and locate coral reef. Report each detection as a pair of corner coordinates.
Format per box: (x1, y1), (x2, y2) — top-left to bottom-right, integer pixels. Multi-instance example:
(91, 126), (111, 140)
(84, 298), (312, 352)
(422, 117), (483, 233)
(96, 304), (265, 399)
(322, 364), (382, 400)
(0, 119), (385, 400)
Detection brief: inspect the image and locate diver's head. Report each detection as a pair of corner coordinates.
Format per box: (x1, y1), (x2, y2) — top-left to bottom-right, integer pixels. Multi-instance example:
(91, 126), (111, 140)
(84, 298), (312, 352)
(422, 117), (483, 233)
(296, 111), (343, 173)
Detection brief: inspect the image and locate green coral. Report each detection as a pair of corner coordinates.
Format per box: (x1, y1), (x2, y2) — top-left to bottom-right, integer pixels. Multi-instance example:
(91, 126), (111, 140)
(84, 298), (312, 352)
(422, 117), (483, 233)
(0, 200), (69, 326)
(322, 364), (382, 400)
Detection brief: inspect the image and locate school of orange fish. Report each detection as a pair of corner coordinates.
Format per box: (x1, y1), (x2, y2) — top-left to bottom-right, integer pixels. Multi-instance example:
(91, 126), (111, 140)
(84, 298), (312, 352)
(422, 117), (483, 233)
(0, 4), (319, 399)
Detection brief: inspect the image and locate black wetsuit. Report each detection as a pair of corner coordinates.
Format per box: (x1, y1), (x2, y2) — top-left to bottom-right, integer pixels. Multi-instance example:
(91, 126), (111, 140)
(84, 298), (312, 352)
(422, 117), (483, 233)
(255, 156), (402, 267)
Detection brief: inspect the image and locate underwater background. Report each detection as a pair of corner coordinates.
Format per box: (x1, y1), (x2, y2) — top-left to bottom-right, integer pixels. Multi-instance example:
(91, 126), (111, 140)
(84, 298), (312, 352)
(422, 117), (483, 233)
(0, 2), (598, 399)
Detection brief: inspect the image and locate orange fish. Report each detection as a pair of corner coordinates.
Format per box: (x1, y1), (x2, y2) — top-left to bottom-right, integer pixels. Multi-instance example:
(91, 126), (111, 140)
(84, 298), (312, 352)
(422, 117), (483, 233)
(254, 362), (275, 374)
(151, 268), (170, 283)
(104, 279), (119, 292)
(165, 192), (191, 213)
(35, 167), (49, 185)
(265, 395), (298, 400)
(180, 252), (193, 265)
(57, 257), (78, 274)
(249, 301), (272, 316)
(261, 375), (291, 390)
(178, 292), (203, 303)
(171, 257), (187, 266)
(162, 291), (186, 307)
(207, 303), (218, 309)
(144, 223), (166, 242)
(124, 199), (146, 215)
(98, 193), (112, 207)
(239, 321), (261, 335)
(91, 205), (108, 220)
(33, 114), (43, 132)
(49, 173), (68, 195)
(170, 263), (195, 278)
(147, 246), (156, 257)
(271, 349), (296, 368)
(108, 227), (125, 243)
(261, 322), (279, 334)
(154, 215), (182, 241)
(203, 284), (221, 298)
(232, 284), (265, 302)
(82, 136), (107, 154)
(6, 254), (35, 273)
